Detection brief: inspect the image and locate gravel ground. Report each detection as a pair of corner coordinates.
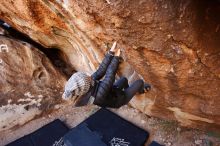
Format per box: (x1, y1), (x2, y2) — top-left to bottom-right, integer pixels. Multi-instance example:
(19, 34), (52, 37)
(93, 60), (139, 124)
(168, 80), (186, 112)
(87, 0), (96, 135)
(0, 103), (220, 146)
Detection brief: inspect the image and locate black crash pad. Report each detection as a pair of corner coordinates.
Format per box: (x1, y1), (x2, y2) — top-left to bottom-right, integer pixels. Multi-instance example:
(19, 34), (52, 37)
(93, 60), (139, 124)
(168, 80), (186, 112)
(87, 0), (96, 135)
(64, 123), (106, 146)
(64, 108), (149, 146)
(7, 109), (150, 146)
(7, 119), (69, 146)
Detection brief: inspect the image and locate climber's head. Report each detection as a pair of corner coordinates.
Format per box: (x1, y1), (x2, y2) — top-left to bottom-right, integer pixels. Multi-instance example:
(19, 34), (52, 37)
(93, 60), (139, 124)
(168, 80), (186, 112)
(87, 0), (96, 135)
(62, 72), (94, 102)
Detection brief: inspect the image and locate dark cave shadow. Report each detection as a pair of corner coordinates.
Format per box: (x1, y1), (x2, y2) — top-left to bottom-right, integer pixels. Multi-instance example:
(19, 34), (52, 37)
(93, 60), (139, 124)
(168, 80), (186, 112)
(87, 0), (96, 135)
(0, 20), (74, 78)
(192, 0), (220, 52)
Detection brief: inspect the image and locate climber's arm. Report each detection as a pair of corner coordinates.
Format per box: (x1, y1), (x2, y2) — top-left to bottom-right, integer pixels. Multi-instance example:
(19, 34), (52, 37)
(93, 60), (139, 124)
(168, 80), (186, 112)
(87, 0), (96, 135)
(91, 41), (118, 80)
(91, 51), (114, 80)
(94, 56), (120, 106)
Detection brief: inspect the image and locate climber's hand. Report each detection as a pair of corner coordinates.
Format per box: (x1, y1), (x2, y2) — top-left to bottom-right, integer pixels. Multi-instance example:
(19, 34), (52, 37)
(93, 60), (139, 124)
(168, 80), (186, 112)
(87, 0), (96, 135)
(110, 41), (117, 53)
(115, 48), (121, 56)
(109, 41), (121, 57)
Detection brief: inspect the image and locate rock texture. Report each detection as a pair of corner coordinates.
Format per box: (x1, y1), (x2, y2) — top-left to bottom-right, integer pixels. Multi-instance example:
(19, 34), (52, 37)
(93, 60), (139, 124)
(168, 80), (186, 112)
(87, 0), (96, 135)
(0, 0), (220, 131)
(0, 36), (66, 131)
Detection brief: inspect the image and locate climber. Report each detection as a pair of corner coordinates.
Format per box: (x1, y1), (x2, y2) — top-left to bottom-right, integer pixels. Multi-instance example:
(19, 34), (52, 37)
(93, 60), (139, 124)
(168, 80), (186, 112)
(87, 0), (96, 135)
(62, 42), (151, 108)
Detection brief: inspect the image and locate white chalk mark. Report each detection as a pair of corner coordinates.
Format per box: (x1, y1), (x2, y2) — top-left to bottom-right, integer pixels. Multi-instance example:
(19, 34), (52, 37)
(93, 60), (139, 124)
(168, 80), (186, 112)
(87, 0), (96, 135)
(0, 44), (9, 53)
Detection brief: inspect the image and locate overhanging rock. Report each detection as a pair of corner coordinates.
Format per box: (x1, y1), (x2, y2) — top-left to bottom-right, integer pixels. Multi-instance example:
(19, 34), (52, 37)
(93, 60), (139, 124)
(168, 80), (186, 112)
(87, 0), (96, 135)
(0, 0), (220, 131)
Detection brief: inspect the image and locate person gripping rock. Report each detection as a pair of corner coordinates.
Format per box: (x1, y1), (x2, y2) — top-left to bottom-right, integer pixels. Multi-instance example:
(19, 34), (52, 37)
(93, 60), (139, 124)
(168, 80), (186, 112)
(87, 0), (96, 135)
(62, 42), (151, 108)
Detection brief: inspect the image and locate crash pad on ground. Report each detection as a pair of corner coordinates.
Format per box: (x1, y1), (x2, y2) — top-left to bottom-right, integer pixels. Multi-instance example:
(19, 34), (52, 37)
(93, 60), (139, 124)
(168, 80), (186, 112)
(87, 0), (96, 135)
(7, 119), (69, 146)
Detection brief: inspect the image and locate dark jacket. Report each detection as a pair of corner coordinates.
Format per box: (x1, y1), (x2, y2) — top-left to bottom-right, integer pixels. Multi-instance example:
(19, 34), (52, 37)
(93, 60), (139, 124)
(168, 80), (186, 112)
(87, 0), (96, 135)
(75, 52), (121, 107)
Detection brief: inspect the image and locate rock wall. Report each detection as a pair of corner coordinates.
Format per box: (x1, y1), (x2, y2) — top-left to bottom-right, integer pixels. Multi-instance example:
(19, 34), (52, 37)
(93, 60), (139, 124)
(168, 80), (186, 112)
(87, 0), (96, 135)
(0, 36), (66, 131)
(0, 0), (220, 130)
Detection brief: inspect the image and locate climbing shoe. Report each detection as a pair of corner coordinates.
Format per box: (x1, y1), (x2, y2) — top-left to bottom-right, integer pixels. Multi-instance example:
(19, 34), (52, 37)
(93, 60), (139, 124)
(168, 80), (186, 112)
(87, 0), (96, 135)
(144, 83), (151, 92)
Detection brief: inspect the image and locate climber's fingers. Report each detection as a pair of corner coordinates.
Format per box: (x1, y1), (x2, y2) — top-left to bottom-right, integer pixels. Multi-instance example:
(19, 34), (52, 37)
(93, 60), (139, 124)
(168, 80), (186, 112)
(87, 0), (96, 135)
(110, 41), (117, 53)
(115, 48), (121, 56)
